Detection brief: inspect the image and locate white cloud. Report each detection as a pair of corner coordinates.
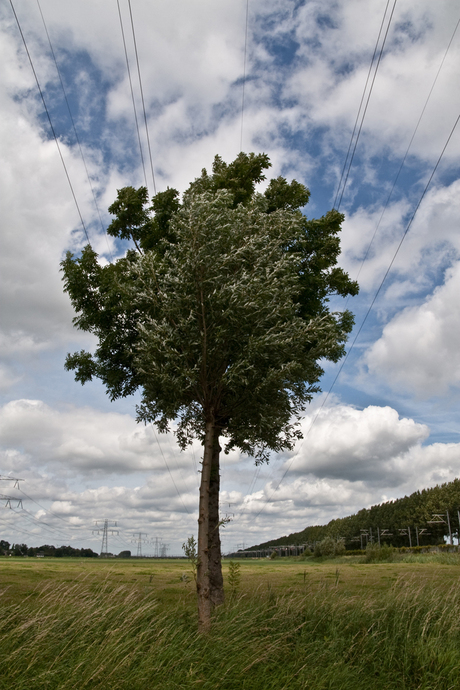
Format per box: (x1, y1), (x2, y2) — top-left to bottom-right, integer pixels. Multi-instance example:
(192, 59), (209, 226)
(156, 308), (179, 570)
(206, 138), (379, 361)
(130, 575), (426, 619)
(283, 403), (429, 483)
(284, 0), (460, 165)
(365, 261), (460, 396)
(0, 399), (198, 476)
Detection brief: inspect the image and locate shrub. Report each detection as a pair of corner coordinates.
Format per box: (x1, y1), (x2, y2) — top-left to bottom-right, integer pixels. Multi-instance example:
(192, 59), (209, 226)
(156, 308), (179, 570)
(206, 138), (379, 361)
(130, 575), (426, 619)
(365, 542), (394, 563)
(299, 547), (312, 560)
(314, 537), (346, 558)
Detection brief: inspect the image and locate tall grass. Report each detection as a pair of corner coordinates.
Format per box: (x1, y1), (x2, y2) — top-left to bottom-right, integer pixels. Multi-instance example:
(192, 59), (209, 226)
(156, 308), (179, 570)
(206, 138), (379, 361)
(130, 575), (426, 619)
(0, 574), (459, 689)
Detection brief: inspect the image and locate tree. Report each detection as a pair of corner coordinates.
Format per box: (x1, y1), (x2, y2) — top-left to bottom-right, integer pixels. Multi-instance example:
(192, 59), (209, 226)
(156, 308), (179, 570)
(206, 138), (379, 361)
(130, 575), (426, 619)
(0, 539), (10, 555)
(61, 152), (358, 629)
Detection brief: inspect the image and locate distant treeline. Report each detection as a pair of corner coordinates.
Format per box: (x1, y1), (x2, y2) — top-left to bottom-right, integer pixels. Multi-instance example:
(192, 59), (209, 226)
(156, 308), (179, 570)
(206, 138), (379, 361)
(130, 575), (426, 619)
(0, 541), (99, 558)
(247, 478), (460, 551)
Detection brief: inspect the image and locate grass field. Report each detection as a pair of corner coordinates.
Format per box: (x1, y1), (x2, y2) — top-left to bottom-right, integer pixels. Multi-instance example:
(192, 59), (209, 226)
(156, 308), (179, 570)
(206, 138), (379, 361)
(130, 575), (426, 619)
(1, 554), (460, 689)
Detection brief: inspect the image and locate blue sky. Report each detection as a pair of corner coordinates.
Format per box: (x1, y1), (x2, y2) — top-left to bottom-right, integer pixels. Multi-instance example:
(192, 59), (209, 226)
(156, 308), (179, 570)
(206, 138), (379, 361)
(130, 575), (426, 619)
(1, 0), (460, 555)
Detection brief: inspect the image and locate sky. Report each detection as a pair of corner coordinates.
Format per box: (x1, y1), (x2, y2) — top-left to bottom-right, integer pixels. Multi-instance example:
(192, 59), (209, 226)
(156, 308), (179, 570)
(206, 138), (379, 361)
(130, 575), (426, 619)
(1, 0), (460, 556)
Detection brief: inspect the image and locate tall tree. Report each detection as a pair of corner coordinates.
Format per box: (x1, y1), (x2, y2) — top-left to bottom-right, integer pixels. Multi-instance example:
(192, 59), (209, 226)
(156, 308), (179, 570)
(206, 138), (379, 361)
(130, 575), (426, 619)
(61, 153), (358, 629)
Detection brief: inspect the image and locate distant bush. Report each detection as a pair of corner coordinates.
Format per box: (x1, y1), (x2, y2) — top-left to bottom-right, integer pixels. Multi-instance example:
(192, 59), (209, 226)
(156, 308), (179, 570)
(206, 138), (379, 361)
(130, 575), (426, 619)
(365, 542), (394, 563)
(314, 537), (346, 558)
(299, 548), (312, 560)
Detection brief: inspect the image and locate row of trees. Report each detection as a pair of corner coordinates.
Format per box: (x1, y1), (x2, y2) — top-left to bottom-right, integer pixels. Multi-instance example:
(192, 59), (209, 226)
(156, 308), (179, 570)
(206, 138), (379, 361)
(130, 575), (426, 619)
(247, 478), (460, 550)
(0, 541), (98, 557)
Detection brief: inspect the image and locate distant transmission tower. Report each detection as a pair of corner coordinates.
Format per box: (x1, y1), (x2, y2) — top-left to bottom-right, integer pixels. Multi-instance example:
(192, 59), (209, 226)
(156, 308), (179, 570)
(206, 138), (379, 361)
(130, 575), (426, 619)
(93, 520), (118, 557)
(133, 532), (148, 557)
(151, 537), (169, 558)
(0, 475), (24, 489)
(0, 495), (23, 509)
(0, 476), (24, 509)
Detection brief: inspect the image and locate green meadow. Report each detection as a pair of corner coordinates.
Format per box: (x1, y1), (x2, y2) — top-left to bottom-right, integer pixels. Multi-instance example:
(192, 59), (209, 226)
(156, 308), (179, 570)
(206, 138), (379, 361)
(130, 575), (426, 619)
(1, 554), (460, 689)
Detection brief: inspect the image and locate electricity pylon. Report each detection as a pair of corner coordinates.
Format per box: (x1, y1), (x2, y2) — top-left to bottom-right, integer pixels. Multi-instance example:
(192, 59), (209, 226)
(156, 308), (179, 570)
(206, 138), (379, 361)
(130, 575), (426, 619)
(0, 476), (24, 489)
(150, 537), (169, 558)
(0, 477), (24, 508)
(93, 520), (118, 557)
(0, 495), (23, 509)
(133, 532), (148, 558)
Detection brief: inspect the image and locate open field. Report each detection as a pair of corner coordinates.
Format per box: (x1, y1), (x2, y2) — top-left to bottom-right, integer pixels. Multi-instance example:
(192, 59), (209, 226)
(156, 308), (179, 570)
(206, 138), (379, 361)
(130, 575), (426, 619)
(1, 555), (460, 689)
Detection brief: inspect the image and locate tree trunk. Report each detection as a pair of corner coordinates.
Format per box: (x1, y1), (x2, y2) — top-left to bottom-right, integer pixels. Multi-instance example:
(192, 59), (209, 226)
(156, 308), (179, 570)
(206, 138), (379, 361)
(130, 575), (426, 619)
(196, 419), (214, 631)
(208, 432), (224, 607)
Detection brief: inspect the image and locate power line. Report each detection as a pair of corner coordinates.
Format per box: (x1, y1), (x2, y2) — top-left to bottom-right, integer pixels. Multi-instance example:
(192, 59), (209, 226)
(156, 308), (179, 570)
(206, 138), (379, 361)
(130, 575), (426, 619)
(17, 488), (81, 527)
(13, 508), (77, 542)
(250, 108), (460, 521)
(9, 0), (91, 245)
(333, 0), (391, 208)
(127, 0), (157, 195)
(334, 0), (398, 210)
(151, 426), (191, 515)
(240, 0), (249, 152)
(35, 0), (113, 261)
(246, 3), (459, 521)
(116, 0), (148, 190)
(349, 11), (460, 288)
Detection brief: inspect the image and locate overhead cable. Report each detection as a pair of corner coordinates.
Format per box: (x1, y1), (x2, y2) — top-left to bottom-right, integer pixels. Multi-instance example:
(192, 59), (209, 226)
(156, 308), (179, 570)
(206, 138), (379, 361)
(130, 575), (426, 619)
(9, 0), (91, 245)
(151, 426), (192, 515)
(244, 1), (458, 522)
(127, 0), (157, 195)
(116, 0), (148, 190)
(240, 0), (250, 152)
(35, 0), (113, 261)
(334, 0), (398, 210)
(350, 12), (460, 288)
(250, 108), (460, 521)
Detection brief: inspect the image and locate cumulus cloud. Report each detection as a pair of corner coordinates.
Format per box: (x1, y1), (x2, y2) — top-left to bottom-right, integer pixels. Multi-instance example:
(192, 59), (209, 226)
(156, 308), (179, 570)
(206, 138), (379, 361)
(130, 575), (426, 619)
(364, 262), (460, 396)
(1, 396), (460, 553)
(0, 399), (200, 476)
(283, 404), (429, 483)
(283, 0), (460, 165)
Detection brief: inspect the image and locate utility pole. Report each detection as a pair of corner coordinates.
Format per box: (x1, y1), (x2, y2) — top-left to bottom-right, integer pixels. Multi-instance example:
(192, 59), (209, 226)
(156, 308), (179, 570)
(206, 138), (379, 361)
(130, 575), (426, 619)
(446, 510), (453, 546)
(398, 527), (411, 547)
(428, 512), (451, 545)
(93, 520), (118, 557)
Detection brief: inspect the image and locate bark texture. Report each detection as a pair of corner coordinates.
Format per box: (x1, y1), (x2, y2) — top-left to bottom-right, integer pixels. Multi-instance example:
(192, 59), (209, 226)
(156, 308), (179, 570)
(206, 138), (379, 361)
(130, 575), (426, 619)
(208, 433), (224, 608)
(196, 420), (214, 630)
